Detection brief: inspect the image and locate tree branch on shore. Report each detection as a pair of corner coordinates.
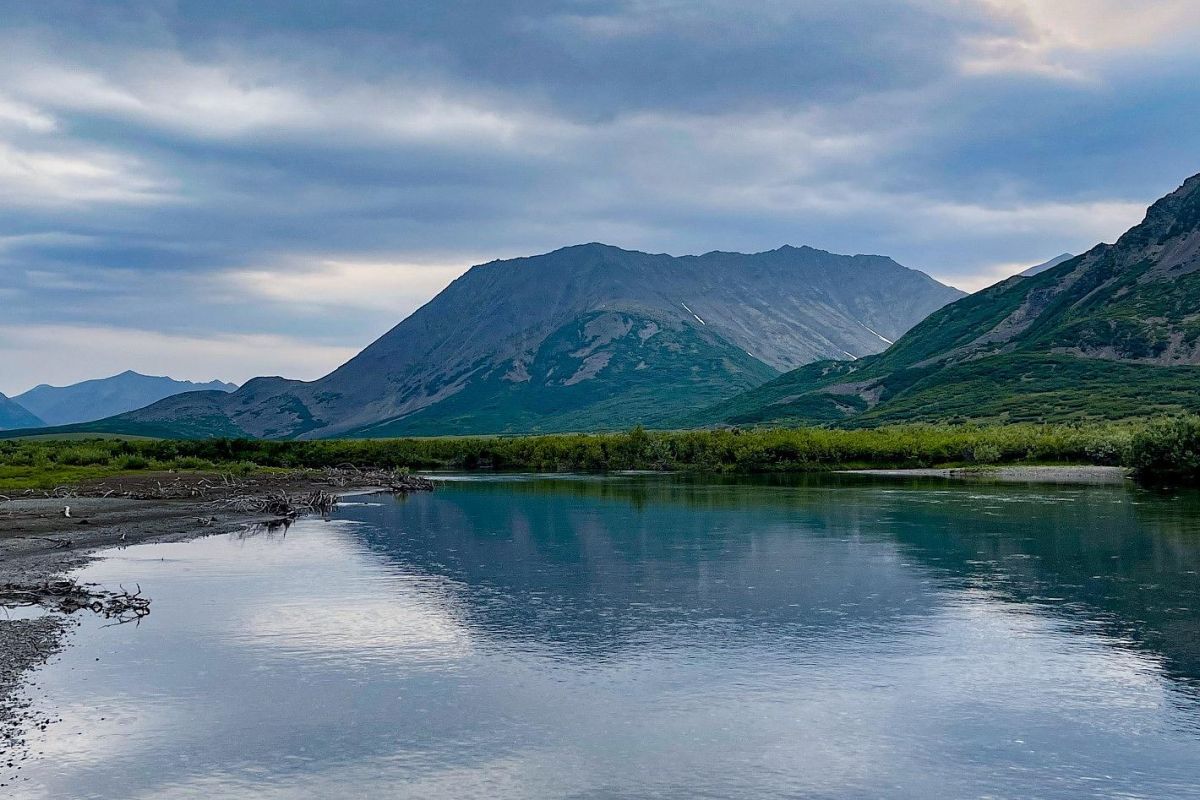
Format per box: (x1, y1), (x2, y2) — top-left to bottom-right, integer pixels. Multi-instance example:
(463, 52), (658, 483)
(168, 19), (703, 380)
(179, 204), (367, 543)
(0, 580), (151, 625)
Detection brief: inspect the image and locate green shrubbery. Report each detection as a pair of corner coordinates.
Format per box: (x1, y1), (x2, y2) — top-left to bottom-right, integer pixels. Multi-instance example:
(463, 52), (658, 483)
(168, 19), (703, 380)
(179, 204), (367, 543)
(55, 446), (114, 466)
(0, 420), (1171, 487)
(1128, 416), (1200, 479)
(4, 417), (1199, 487)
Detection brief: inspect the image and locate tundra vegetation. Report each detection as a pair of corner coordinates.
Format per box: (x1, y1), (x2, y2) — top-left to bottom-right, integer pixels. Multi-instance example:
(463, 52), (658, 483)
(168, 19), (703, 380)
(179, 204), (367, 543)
(3, 418), (1199, 490)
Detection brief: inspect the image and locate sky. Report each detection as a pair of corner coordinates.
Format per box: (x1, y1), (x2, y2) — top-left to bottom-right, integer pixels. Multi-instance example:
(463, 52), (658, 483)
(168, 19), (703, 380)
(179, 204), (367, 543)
(2, 0), (1200, 395)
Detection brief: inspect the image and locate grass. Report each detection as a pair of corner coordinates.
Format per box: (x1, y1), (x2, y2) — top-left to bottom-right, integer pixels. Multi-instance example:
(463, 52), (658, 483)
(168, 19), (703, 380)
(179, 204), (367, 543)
(0, 464), (128, 492)
(0, 419), (1170, 492)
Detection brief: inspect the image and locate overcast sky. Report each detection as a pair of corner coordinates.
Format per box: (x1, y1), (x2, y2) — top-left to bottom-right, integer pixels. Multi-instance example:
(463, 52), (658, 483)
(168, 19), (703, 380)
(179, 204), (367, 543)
(2, 0), (1199, 394)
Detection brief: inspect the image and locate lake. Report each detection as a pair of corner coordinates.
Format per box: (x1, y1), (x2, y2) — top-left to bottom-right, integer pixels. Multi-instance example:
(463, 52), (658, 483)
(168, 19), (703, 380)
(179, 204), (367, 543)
(7, 473), (1200, 799)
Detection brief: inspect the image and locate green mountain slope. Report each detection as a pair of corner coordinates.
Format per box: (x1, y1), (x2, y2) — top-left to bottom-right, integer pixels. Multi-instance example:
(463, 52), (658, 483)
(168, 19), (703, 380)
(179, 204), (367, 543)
(698, 172), (1200, 427)
(349, 310), (777, 436)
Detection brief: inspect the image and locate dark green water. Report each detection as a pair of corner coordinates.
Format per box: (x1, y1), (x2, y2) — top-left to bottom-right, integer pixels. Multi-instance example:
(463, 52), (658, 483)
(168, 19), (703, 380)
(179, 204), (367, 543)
(8, 474), (1200, 799)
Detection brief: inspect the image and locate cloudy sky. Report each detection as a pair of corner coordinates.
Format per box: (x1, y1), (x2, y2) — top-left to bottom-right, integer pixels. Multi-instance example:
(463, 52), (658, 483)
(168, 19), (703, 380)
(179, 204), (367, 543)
(2, 0), (1199, 394)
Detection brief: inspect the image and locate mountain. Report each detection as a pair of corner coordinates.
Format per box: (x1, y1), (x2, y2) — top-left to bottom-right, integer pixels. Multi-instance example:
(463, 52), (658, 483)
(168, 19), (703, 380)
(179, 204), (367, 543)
(1021, 253), (1075, 276)
(67, 244), (962, 438)
(0, 393), (44, 431)
(14, 371), (237, 427)
(697, 173), (1200, 427)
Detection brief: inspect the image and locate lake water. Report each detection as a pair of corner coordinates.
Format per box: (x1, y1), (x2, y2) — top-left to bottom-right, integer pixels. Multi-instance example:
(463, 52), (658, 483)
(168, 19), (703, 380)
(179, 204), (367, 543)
(6, 473), (1200, 799)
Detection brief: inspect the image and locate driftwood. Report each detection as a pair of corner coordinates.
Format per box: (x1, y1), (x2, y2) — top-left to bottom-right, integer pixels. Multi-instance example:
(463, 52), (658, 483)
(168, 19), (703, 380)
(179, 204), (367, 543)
(389, 474), (435, 493)
(0, 580), (151, 625)
(21, 467), (434, 503)
(209, 489), (340, 517)
(320, 467), (435, 492)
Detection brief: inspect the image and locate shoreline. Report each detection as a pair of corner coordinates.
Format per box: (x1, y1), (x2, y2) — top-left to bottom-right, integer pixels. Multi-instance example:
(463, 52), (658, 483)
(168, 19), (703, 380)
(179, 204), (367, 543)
(0, 470), (398, 767)
(837, 465), (1130, 485)
(0, 462), (1130, 769)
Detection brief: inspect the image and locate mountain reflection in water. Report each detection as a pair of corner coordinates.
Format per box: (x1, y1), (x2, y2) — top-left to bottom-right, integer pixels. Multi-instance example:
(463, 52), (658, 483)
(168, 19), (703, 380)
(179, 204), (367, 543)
(9, 473), (1200, 800)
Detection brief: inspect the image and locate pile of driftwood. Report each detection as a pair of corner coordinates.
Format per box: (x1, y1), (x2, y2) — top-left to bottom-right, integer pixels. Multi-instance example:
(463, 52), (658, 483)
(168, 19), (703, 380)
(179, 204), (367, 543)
(11, 474), (249, 502)
(209, 473), (433, 519)
(13, 467), (435, 504)
(212, 489), (340, 518)
(322, 466), (436, 493)
(388, 473), (435, 492)
(0, 580), (151, 625)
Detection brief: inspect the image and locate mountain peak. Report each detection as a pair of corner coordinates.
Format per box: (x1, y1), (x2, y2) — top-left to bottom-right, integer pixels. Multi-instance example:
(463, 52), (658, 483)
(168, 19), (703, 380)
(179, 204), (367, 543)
(552, 242), (635, 257)
(101, 242), (962, 439)
(1114, 172), (1200, 252)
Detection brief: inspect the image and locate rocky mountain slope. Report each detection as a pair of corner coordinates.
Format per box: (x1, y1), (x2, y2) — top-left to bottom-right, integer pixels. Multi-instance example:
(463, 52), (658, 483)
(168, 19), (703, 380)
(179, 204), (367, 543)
(698, 173), (1200, 427)
(59, 244), (962, 438)
(0, 393), (43, 431)
(14, 371), (236, 427)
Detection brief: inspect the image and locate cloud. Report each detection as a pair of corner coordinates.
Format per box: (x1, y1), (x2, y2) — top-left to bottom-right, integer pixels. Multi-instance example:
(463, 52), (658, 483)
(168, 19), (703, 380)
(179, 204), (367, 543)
(0, 140), (170, 207)
(2, 48), (541, 148)
(0, 94), (56, 132)
(962, 0), (1200, 78)
(0, 1), (1198, 390)
(225, 258), (475, 313)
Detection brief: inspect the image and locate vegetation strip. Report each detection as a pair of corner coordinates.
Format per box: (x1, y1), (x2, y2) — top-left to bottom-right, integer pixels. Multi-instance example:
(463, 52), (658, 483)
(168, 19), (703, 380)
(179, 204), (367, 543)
(5, 418), (1200, 484)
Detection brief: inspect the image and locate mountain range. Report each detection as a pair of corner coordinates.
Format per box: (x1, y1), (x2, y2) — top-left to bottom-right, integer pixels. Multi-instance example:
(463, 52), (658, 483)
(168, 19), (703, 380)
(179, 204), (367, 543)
(7, 372), (236, 429)
(0, 393), (45, 431)
(30, 244), (963, 438)
(697, 172), (1200, 427)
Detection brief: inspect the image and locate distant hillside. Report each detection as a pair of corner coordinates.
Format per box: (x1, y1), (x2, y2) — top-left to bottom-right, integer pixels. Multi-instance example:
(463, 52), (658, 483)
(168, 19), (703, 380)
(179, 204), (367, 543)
(14, 371), (237, 427)
(63, 244), (962, 438)
(1021, 253), (1075, 277)
(0, 393), (44, 431)
(697, 172), (1200, 427)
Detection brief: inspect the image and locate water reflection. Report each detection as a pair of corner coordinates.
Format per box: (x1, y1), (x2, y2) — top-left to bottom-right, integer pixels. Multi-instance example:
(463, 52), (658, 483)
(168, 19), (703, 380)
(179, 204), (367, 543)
(358, 474), (1200, 688)
(6, 474), (1200, 799)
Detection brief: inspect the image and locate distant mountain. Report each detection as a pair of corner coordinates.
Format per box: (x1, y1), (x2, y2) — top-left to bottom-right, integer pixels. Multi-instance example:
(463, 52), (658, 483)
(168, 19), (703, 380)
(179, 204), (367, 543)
(65, 244), (962, 438)
(1021, 253), (1075, 277)
(695, 172), (1200, 427)
(0, 393), (44, 431)
(14, 371), (237, 427)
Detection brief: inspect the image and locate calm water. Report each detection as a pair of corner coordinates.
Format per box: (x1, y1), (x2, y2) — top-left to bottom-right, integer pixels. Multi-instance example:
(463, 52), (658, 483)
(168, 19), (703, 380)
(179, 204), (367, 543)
(7, 473), (1200, 799)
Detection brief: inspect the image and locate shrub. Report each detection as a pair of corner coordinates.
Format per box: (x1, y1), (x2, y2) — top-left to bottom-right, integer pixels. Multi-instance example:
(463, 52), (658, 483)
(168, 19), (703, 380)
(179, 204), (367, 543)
(167, 456), (217, 470)
(55, 446), (113, 466)
(1128, 416), (1200, 479)
(968, 443), (1002, 464)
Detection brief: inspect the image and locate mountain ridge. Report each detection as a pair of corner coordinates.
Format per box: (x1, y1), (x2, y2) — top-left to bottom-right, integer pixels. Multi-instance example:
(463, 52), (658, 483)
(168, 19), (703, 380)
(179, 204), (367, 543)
(14, 371), (237, 427)
(39, 243), (962, 439)
(0, 393), (44, 431)
(1021, 253), (1075, 277)
(696, 172), (1200, 427)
